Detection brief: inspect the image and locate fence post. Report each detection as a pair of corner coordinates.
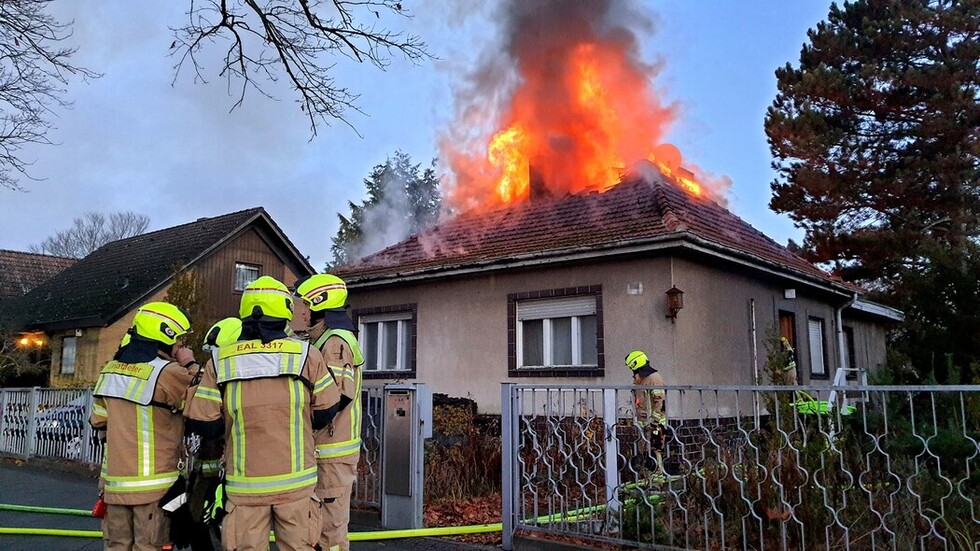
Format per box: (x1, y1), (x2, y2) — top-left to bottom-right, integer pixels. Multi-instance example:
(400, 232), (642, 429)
(603, 388), (621, 522)
(26, 387), (39, 459)
(501, 383), (517, 551)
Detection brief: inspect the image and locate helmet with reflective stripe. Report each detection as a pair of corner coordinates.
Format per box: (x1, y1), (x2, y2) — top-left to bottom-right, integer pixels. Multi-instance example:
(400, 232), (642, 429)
(132, 301), (192, 345)
(239, 276), (293, 320)
(204, 317), (243, 349)
(294, 273), (347, 312)
(625, 350), (649, 372)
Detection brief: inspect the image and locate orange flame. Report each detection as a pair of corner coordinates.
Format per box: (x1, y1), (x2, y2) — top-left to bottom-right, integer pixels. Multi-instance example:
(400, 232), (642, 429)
(441, 2), (728, 212)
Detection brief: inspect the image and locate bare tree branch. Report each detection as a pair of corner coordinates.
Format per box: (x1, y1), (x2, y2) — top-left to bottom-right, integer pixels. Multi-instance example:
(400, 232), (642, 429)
(170, 0), (432, 136)
(0, 0), (99, 190)
(30, 210), (150, 258)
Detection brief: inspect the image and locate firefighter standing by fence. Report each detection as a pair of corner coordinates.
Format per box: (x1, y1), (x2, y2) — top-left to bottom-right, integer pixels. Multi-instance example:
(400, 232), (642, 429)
(90, 301), (197, 551)
(184, 276), (344, 551)
(294, 274), (364, 551)
(626, 350), (668, 474)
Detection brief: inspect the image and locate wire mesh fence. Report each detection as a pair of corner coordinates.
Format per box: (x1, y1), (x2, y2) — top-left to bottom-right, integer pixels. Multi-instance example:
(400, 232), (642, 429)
(501, 383), (980, 550)
(0, 386), (386, 510)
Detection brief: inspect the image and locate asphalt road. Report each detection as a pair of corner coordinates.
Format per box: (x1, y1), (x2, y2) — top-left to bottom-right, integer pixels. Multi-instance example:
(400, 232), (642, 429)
(0, 458), (499, 551)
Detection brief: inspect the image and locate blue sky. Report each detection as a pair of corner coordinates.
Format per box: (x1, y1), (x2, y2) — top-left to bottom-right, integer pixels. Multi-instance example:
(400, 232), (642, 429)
(0, 1), (833, 268)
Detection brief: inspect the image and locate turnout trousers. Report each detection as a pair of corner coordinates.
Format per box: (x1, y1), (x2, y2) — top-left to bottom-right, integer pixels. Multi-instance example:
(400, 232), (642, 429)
(103, 502), (170, 551)
(221, 494), (322, 551)
(317, 461), (357, 551)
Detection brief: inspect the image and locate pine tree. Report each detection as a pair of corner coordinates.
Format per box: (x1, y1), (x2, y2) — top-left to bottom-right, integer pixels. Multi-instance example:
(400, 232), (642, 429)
(765, 0), (980, 377)
(329, 151), (443, 268)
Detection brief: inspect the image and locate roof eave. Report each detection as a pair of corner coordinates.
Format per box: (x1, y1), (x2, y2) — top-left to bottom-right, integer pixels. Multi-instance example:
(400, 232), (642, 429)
(847, 298), (904, 322)
(345, 232), (854, 298)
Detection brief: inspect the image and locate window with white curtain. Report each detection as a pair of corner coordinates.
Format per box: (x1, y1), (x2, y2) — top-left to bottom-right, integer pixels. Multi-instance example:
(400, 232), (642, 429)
(359, 310), (414, 372)
(234, 263), (260, 291)
(808, 317), (827, 377)
(517, 295), (598, 369)
(61, 336), (77, 375)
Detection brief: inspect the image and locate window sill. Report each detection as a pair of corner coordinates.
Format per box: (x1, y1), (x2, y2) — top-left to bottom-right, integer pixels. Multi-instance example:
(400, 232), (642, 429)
(363, 370), (417, 380)
(509, 367), (605, 378)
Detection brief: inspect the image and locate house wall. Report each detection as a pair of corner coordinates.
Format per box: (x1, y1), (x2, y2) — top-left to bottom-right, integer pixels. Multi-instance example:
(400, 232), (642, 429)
(349, 253), (870, 414)
(841, 314), (889, 373)
(47, 228), (307, 387)
(194, 227), (301, 319)
(49, 288), (170, 386)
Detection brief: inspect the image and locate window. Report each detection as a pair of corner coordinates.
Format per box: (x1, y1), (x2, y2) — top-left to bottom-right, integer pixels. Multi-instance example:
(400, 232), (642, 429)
(509, 287), (603, 376)
(808, 317), (827, 378)
(358, 309), (415, 375)
(61, 336), (77, 375)
(234, 263), (260, 291)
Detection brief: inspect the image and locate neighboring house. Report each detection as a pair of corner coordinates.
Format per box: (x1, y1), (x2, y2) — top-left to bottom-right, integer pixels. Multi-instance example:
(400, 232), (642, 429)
(3, 208), (314, 386)
(336, 165), (902, 414)
(0, 250), (76, 302)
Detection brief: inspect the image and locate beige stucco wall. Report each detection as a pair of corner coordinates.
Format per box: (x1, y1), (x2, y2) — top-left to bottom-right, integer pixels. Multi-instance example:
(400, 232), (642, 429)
(350, 253), (872, 414)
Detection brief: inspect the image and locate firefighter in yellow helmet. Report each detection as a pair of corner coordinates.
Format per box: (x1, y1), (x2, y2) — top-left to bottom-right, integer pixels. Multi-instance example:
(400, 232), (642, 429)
(90, 301), (197, 551)
(184, 276), (343, 551)
(626, 350), (668, 475)
(294, 273), (363, 551)
(183, 317), (243, 551)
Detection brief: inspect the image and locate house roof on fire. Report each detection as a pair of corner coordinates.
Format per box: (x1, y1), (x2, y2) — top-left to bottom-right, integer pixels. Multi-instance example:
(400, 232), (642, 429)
(0, 250), (76, 300)
(1, 208), (313, 332)
(336, 167), (853, 296)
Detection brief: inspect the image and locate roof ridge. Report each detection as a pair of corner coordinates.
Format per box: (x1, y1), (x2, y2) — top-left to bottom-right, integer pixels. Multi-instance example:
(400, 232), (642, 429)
(0, 249), (77, 261)
(109, 207), (265, 243)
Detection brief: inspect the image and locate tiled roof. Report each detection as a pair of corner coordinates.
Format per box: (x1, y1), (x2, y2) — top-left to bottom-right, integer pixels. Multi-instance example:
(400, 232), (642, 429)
(0, 250), (76, 300)
(336, 169), (845, 291)
(2, 208), (276, 330)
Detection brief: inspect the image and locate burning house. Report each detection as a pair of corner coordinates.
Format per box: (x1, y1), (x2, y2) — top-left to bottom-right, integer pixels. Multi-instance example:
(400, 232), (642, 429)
(332, 0), (901, 412)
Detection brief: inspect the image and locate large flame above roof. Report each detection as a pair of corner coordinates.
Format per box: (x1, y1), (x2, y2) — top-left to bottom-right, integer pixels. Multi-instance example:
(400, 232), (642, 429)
(440, 0), (729, 212)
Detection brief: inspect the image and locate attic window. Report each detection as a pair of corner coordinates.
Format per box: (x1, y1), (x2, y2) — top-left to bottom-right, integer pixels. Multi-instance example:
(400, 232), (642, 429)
(234, 263), (260, 291)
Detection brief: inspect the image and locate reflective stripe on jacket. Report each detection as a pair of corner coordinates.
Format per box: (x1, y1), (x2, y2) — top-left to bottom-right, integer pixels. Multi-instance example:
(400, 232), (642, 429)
(188, 338), (336, 505)
(313, 329), (363, 462)
(94, 358), (169, 405)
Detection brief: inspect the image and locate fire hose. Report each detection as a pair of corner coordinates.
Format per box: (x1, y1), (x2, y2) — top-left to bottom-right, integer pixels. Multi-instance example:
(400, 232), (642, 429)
(0, 480), (665, 540)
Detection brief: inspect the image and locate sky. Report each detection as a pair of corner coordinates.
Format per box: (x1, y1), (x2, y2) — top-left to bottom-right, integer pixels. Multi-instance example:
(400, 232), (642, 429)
(0, 1), (834, 269)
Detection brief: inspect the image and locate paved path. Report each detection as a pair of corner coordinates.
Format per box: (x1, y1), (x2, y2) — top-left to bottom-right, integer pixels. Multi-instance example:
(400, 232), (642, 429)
(0, 458), (498, 550)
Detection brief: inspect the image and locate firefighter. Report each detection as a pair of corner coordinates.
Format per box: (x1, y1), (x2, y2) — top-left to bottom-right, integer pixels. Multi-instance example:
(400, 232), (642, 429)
(184, 317), (243, 551)
(185, 276), (344, 551)
(90, 301), (197, 551)
(776, 337), (799, 385)
(626, 350), (668, 474)
(294, 273), (363, 551)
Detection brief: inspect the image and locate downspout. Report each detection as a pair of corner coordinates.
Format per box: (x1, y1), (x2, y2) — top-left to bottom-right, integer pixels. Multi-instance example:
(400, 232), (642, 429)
(750, 298), (758, 384)
(835, 292), (859, 378)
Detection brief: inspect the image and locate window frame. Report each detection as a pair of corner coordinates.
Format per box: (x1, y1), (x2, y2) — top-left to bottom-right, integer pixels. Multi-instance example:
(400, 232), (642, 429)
(508, 286), (604, 378)
(233, 262), (261, 292)
(353, 304), (417, 380)
(60, 336), (77, 375)
(807, 316), (829, 379)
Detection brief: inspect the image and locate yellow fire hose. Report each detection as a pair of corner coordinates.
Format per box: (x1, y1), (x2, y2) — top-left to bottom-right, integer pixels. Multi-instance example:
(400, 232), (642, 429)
(0, 481), (665, 540)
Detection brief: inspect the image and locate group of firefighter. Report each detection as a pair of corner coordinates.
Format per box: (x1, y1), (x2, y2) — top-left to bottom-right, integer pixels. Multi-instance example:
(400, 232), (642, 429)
(89, 273), (363, 551)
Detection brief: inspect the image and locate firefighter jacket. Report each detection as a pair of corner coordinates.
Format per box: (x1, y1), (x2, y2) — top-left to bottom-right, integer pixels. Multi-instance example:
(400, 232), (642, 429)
(311, 324), (363, 464)
(90, 357), (193, 506)
(184, 338), (340, 506)
(632, 370), (667, 428)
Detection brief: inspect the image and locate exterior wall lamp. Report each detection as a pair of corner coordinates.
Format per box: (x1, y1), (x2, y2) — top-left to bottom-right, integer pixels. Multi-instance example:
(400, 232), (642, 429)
(665, 286), (684, 322)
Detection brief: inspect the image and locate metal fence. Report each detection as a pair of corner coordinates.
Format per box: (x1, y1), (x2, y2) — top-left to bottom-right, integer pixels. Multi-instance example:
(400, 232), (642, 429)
(501, 383), (980, 551)
(0, 386), (386, 510)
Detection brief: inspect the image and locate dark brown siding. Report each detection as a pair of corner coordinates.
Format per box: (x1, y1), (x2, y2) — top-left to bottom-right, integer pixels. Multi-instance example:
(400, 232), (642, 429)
(194, 228), (299, 318)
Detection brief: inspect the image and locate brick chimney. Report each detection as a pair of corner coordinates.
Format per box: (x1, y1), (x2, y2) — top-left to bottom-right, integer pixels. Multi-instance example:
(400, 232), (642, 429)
(528, 160), (553, 203)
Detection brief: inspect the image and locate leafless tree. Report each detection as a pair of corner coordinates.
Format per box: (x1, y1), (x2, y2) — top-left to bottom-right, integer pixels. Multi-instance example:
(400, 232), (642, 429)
(31, 211), (150, 258)
(0, 0), (99, 190)
(170, 0), (432, 135)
